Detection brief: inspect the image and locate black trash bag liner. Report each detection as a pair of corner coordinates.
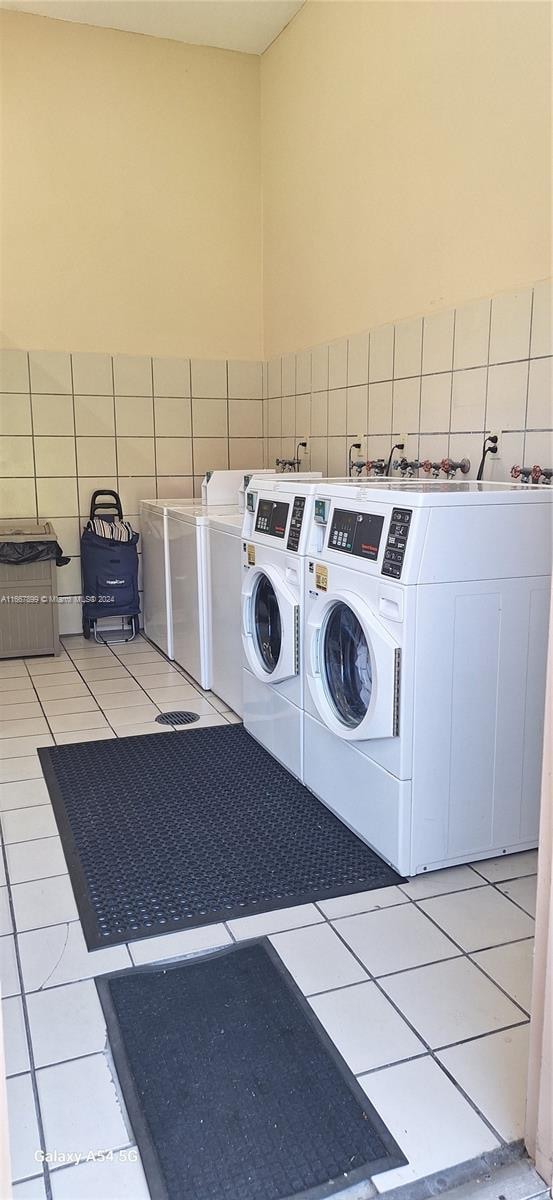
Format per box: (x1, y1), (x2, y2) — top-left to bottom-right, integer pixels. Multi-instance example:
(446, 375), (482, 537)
(0, 540), (70, 567)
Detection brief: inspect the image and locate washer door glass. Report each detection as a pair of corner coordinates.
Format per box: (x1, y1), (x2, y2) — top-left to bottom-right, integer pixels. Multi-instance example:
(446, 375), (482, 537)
(323, 602), (372, 727)
(254, 574), (282, 673)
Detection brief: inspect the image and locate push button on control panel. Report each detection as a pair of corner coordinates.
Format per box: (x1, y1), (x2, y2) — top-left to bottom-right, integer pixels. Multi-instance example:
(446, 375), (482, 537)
(286, 495), (306, 552)
(381, 508), (412, 579)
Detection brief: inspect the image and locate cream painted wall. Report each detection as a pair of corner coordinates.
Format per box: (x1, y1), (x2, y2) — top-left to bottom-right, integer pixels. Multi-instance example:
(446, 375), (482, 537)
(0, 10), (262, 358)
(261, 0), (552, 357)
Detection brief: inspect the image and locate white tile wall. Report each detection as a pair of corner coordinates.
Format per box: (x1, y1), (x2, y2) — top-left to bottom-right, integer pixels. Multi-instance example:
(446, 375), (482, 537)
(0, 350), (264, 635)
(263, 279), (552, 484)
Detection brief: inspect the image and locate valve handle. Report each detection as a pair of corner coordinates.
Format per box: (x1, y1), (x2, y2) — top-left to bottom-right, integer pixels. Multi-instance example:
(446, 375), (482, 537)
(421, 460), (432, 474)
(440, 458), (451, 474)
(531, 464), (543, 482)
(511, 464), (522, 479)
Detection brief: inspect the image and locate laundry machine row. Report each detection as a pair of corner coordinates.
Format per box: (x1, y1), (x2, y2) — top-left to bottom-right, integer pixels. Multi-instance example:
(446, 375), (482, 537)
(241, 476), (552, 876)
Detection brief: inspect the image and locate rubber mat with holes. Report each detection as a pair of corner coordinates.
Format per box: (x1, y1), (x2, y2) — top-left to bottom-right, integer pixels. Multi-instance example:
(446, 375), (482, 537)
(39, 724), (403, 949)
(97, 941), (406, 1200)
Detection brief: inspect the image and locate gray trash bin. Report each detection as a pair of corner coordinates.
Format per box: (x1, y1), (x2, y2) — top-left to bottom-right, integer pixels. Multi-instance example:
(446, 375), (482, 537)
(0, 521), (62, 659)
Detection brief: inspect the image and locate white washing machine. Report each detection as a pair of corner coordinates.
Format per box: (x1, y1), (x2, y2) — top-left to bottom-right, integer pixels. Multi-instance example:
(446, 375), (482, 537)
(303, 479), (552, 876)
(141, 472), (277, 659)
(210, 513), (245, 716)
(241, 476), (335, 780)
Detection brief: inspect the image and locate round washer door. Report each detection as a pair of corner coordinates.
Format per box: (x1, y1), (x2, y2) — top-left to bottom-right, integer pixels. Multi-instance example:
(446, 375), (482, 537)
(242, 564), (299, 683)
(306, 590), (399, 740)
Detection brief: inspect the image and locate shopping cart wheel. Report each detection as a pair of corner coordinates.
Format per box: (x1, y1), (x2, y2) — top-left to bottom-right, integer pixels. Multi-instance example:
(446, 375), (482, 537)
(82, 616), (92, 640)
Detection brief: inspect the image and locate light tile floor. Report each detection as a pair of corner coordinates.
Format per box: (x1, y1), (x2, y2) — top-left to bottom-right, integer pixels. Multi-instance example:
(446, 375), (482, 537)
(0, 636), (542, 1199)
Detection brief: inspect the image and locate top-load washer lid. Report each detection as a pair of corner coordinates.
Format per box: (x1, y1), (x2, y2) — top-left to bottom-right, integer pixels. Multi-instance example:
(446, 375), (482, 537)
(306, 588), (400, 741)
(241, 561), (299, 684)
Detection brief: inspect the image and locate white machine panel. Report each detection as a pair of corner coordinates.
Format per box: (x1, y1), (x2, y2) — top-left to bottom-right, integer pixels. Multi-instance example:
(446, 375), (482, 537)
(210, 513), (244, 716)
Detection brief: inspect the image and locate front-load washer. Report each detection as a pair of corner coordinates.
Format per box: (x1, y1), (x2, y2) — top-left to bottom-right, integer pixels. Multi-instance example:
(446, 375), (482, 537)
(303, 479), (552, 876)
(241, 476), (335, 780)
(209, 513), (245, 716)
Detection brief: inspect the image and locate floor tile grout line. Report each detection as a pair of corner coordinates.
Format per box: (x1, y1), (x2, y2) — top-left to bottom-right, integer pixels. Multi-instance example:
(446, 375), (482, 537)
(431, 1017), (531, 1056)
(406, 894), (534, 1020)
(327, 914), (509, 1151)
(0, 830), (53, 1200)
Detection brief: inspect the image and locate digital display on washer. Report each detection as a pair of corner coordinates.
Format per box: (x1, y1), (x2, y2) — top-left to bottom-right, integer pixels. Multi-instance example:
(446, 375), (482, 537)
(328, 509), (385, 560)
(255, 499), (289, 539)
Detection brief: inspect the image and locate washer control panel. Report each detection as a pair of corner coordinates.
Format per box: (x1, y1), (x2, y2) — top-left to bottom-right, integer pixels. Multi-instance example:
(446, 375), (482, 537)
(286, 495), (306, 551)
(381, 508), (412, 578)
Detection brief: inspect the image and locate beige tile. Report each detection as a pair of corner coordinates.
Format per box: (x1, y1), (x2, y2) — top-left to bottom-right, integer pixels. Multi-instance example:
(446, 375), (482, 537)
(228, 399), (263, 438)
(531, 278), (553, 358)
(448, 433), (483, 478)
(326, 436), (347, 476)
(362, 1057), (498, 1193)
(153, 356), (190, 398)
(399, 865), (485, 900)
(145, 685), (200, 705)
(76, 437), (116, 476)
(346, 384), (368, 436)
(329, 339), (348, 390)
(0, 436), (34, 477)
(267, 356), (282, 398)
(0, 394), (31, 434)
(524, 429), (553, 470)
(526, 357), (552, 429)
(50, 516), (80, 557)
(490, 288), (532, 364)
(394, 317), (423, 379)
(418, 886), (534, 952)
(368, 381), (392, 434)
(270, 923), (366, 995)
(0, 734), (54, 758)
(41, 696), (98, 716)
(0, 717), (49, 740)
(48, 711), (108, 734)
(95, 690), (152, 710)
(420, 373), (452, 432)
(230, 904), (323, 941)
(77, 476), (117, 516)
(295, 348), (311, 394)
(0, 349), (29, 393)
(0, 478), (36, 518)
(309, 436), (327, 474)
(227, 360), (262, 399)
(295, 394), (310, 438)
(115, 395), (153, 437)
(422, 308), (455, 375)
(115, 722), (171, 736)
(318, 886), (409, 920)
(334, 903), (459, 977)
(437, 1025), (529, 1142)
(192, 397), (228, 437)
(54, 728), (115, 744)
(453, 297), (491, 370)
(105, 704), (159, 728)
(37, 478), (78, 518)
(117, 437), (155, 476)
(369, 324), (394, 382)
(129, 923), (229, 965)
(228, 438), (264, 470)
(29, 352), (71, 394)
(450, 368), (487, 432)
(191, 359), (227, 399)
(88, 678), (143, 695)
(328, 388), (346, 435)
(156, 476), (194, 499)
(31, 394), (74, 436)
(267, 396), (281, 438)
(33, 681), (90, 701)
(471, 938), (534, 1012)
(347, 331), (369, 386)
(486, 361), (529, 432)
(311, 344), (329, 392)
(74, 395), (115, 436)
(392, 377), (420, 433)
(311, 980), (424, 1075)
(154, 396), (191, 437)
(34, 437), (76, 477)
(0, 703), (42, 722)
(310, 393), (328, 436)
(193, 437), (228, 475)
(71, 353), (112, 396)
(281, 353), (296, 397)
(113, 476), (156, 515)
(113, 355), (152, 397)
(497, 874), (537, 918)
(155, 438), (192, 476)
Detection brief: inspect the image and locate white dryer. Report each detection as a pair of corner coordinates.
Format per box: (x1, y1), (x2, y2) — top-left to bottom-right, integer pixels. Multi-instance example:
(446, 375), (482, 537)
(210, 513), (244, 715)
(303, 479), (552, 876)
(141, 498), (190, 658)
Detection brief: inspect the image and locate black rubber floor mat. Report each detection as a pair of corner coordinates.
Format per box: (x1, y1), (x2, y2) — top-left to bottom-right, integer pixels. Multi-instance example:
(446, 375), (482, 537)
(39, 724), (402, 950)
(97, 940), (406, 1200)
